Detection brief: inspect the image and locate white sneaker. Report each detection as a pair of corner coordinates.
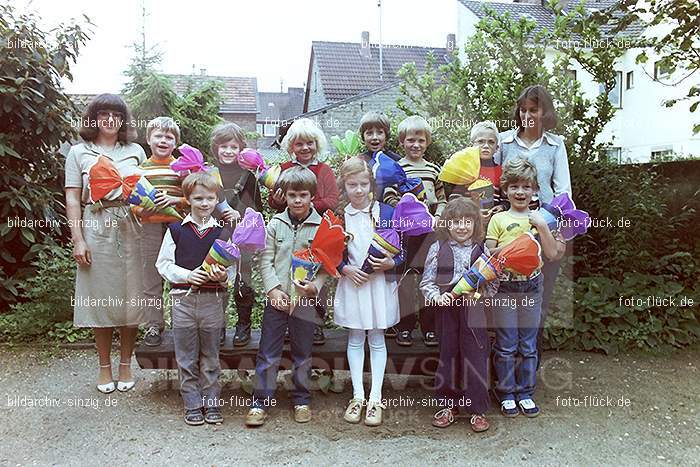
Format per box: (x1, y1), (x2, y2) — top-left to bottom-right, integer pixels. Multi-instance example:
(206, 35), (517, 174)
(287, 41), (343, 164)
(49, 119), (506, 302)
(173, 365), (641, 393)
(364, 400), (385, 426)
(518, 398), (540, 417)
(501, 399), (518, 417)
(344, 398), (364, 424)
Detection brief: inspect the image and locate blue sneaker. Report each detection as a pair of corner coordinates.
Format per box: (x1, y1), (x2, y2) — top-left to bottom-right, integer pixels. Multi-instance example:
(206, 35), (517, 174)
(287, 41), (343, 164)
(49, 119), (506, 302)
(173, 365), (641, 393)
(501, 399), (519, 417)
(518, 398), (540, 417)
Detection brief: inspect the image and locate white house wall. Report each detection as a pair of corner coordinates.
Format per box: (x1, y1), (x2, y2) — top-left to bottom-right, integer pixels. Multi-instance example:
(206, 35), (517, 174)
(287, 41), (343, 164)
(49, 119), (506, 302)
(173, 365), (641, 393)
(456, 1), (700, 162)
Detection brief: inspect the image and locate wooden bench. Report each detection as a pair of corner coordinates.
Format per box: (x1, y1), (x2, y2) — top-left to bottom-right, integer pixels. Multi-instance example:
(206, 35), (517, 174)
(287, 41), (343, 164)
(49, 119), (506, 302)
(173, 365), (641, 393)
(136, 329), (440, 376)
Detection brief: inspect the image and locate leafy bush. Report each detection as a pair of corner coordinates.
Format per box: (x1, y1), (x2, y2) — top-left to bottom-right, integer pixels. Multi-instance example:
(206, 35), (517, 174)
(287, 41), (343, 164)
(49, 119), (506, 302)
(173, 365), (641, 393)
(0, 5), (91, 305)
(545, 160), (700, 353)
(0, 244), (78, 342)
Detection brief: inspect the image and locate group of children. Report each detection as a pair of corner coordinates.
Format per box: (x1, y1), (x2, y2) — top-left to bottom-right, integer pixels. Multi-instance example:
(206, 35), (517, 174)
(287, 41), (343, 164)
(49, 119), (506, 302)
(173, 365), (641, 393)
(134, 109), (565, 432)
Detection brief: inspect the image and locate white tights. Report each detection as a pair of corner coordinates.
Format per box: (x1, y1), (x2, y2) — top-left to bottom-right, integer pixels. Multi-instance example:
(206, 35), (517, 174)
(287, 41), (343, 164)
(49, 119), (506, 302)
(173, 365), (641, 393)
(347, 329), (387, 403)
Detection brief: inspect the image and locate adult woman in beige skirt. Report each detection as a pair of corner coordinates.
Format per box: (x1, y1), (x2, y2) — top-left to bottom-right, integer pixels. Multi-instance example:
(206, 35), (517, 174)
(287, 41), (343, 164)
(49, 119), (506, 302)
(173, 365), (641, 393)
(64, 94), (146, 393)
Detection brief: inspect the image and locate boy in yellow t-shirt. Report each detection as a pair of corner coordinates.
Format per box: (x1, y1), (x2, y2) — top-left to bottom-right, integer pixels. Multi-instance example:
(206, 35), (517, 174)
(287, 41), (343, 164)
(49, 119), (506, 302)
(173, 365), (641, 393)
(485, 158), (564, 419)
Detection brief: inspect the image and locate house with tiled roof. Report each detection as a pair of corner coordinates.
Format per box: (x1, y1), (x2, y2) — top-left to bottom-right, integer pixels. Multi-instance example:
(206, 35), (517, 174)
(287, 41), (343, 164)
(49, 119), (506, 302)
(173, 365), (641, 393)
(166, 72), (258, 133)
(458, 0), (700, 162)
(257, 87), (305, 149)
(69, 72), (259, 135)
(299, 32), (455, 144)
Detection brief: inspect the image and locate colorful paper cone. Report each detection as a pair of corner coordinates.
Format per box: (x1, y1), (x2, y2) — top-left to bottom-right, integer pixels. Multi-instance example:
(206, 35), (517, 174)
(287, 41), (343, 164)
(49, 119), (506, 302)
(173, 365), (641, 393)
(237, 148), (267, 172)
(88, 156), (140, 202)
(451, 253), (500, 296)
(259, 164), (281, 190)
(331, 130), (363, 156)
(360, 229), (401, 274)
(392, 193), (434, 236)
(495, 232), (542, 276)
(439, 146), (480, 186)
(467, 178), (495, 210)
(127, 176), (183, 221)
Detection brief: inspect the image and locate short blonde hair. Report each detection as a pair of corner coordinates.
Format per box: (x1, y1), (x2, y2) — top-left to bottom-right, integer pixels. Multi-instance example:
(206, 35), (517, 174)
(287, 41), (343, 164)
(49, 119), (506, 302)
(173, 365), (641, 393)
(469, 121), (498, 142)
(281, 118), (327, 157)
(146, 116), (181, 144)
(277, 166), (317, 197)
(182, 171), (220, 198)
(210, 123), (246, 160)
(397, 115), (432, 145)
(500, 157), (539, 192)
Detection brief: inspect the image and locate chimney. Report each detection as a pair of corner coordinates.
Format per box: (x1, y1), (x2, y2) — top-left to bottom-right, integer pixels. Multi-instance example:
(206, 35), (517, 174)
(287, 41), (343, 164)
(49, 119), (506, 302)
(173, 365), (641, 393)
(200, 68), (207, 76)
(360, 31), (371, 59)
(446, 34), (456, 53)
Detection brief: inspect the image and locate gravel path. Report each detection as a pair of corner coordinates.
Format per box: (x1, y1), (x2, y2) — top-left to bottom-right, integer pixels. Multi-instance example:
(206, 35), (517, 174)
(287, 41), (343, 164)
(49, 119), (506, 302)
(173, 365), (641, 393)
(1, 345), (698, 466)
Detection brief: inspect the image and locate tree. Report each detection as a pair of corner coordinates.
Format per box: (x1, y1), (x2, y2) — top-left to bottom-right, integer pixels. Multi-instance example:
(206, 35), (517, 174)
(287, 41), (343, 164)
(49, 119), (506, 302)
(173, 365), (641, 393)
(603, 0), (700, 132)
(122, 47), (223, 156)
(0, 4), (92, 305)
(397, 2), (625, 163)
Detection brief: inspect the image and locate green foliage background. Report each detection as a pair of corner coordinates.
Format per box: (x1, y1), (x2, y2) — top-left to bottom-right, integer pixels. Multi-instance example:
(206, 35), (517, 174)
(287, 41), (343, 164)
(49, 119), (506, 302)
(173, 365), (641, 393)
(394, 2), (700, 353)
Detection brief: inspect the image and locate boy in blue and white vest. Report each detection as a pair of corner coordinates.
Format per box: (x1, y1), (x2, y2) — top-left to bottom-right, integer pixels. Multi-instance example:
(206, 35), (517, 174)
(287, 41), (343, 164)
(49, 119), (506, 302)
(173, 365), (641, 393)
(156, 172), (235, 426)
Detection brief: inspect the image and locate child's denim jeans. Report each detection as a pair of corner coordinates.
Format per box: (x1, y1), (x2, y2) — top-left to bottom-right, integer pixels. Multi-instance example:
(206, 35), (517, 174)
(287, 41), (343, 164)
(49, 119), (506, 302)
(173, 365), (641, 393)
(492, 273), (543, 402)
(252, 302), (319, 409)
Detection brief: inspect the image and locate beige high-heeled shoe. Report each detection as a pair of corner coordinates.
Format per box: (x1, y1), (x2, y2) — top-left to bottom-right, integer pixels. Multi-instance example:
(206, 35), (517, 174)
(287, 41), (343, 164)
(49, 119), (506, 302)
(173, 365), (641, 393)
(116, 362), (135, 392)
(96, 364), (115, 394)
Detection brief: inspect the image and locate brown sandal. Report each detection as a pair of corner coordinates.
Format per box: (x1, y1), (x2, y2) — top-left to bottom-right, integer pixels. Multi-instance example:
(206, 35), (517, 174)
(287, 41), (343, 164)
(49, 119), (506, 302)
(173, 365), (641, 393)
(432, 407), (457, 428)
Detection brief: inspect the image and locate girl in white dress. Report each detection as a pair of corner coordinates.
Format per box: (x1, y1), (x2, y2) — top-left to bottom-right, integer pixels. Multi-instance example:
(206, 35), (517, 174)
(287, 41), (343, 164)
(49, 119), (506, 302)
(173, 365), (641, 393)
(334, 157), (401, 426)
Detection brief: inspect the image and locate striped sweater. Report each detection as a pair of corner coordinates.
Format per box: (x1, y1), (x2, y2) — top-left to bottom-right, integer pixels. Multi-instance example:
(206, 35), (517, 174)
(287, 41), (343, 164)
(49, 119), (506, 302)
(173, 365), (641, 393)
(398, 157), (447, 217)
(133, 156), (188, 223)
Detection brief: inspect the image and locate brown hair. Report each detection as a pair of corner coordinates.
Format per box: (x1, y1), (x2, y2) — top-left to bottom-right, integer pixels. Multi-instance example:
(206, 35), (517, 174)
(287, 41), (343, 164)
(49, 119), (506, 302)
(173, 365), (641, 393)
(359, 111), (391, 141)
(511, 85), (558, 132)
(210, 123), (246, 164)
(437, 196), (483, 244)
(182, 171), (220, 198)
(500, 157), (539, 192)
(276, 166), (317, 197)
(79, 94), (136, 143)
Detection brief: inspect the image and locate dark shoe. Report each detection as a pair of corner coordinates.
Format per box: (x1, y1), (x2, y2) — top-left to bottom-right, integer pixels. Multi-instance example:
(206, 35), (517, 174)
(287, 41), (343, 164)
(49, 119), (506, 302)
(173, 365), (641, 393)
(500, 400), (519, 418)
(423, 331), (438, 347)
(143, 326), (162, 347)
(184, 408), (205, 426)
(284, 327), (290, 342)
(518, 398), (540, 418)
(233, 324), (251, 347)
(204, 407), (224, 424)
(397, 330), (413, 346)
(385, 326), (399, 338)
(220, 328), (227, 346)
(313, 326), (326, 345)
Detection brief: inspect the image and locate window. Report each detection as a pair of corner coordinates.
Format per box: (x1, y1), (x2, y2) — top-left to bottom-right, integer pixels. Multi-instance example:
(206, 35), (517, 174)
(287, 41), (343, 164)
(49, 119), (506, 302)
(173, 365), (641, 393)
(256, 123), (263, 135)
(313, 71), (318, 92)
(599, 71), (622, 108)
(651, 148), (673, 161)
(263, 123), (278, 137)
(654, 60), (672, 80)
(566, 69), (577, 82)
(626, 71), (634, 89)
(605, 147), (621, 163)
